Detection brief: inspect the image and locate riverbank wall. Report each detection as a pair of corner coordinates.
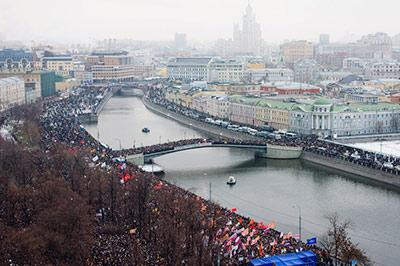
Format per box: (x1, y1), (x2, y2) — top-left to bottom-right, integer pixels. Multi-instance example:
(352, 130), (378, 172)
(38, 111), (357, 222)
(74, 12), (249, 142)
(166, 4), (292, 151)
(143, 97), (261, 141)
(336, 133), (400, 144)
(80, 88), (115, 123)
(301, 151), (400, 189)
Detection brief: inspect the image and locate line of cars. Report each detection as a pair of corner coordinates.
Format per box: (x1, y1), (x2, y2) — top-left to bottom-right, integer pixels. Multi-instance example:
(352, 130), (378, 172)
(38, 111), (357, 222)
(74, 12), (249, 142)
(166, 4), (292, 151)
(203, 117), (298, 140)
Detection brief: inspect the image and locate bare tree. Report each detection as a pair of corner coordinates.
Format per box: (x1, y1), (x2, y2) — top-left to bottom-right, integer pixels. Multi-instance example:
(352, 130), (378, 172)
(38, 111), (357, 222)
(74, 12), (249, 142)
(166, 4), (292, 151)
(320, 213), (371, 266)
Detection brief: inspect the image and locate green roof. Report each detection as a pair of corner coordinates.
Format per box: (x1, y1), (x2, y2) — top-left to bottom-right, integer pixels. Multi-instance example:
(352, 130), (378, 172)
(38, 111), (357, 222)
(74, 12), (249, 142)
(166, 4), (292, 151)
(313, 98), (332, 105)
(230, 95), (297, 110)
(347, 102), (400, 112)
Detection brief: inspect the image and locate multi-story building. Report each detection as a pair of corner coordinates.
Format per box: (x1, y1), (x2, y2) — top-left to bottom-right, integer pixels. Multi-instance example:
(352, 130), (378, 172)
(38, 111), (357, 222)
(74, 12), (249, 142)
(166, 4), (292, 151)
(364, 61), (400, 80)
(260, 82), (321, 95)
(88, 51), (152, 82)
(246, 68), (294, 83)
(206, 95), (230, 119)
(316, 32), (392, 68)
(0, 68), (53, 100)
(229, 96), (294, 129)
(357, 32), (392, 60)
(167, 57), (212, 82)
(0, 77), (25, 111)
(280, 41), (314, 65)
(207, 59), (245, 83)
(0, 49), (33, 69)
(293, 59), (320, 83)
(232, 4), (262, 55)
(43, 56), (74, 78)
(290, 98), (400, 137)
(91, 65), (140, 82)
(342, 57), (368, 74)
(208, 83), (261, 95)
(344, 94), (380, 104)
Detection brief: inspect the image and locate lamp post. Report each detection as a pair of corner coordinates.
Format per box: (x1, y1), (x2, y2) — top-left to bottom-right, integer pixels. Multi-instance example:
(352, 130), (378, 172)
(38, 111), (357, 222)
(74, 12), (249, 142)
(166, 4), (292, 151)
(293, 205), (301, 242)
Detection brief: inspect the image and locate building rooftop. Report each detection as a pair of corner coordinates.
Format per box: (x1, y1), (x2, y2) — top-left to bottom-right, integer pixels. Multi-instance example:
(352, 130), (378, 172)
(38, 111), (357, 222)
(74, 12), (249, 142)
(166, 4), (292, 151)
(169, 57), (212, 65)
(230, 95), (297, 110)
(262, 82), (320, 90)
(0, 76), (24, 86)
(313, 98), (332, 105)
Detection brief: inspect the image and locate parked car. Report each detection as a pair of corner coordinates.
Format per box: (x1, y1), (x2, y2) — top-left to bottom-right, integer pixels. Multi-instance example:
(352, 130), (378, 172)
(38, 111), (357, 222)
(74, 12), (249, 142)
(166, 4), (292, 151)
(227, 125), (240, 131)
(247, 128), (258, 135)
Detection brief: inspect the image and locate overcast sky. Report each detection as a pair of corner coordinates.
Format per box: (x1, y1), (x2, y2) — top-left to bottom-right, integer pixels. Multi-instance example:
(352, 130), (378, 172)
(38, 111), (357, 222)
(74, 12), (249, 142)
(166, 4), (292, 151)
(0, 0), (399, 44)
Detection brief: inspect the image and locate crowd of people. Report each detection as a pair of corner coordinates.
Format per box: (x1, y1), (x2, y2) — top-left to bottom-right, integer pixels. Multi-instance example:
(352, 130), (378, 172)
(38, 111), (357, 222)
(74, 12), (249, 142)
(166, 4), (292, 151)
(1, 81), (382, 265)
(29, 85), (345, 264)
(304, 137), (400, 174)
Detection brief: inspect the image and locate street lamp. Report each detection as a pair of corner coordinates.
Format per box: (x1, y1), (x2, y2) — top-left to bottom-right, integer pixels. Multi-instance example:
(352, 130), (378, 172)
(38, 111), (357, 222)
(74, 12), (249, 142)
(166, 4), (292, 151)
(293, 205), (302, 242)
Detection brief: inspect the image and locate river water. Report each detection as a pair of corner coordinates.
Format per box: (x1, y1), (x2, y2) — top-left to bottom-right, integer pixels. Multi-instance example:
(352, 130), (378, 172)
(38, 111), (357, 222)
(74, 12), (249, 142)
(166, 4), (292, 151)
(85, 96), (400, 266)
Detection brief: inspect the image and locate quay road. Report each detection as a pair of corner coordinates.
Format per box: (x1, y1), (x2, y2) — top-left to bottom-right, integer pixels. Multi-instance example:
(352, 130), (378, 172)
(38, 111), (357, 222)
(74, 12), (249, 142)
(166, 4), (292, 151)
(143, 96), (400, 190)
(84, 96), (400, 265)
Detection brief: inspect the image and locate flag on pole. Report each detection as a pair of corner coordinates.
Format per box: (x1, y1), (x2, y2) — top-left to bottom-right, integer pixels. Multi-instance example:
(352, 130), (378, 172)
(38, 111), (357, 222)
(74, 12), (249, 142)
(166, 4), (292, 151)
(306, 237), (317, 245)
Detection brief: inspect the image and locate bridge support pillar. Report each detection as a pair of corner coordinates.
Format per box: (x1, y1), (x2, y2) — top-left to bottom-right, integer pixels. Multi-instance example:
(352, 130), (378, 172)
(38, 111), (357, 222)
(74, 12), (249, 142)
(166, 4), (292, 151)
(255, 148), (267, 158)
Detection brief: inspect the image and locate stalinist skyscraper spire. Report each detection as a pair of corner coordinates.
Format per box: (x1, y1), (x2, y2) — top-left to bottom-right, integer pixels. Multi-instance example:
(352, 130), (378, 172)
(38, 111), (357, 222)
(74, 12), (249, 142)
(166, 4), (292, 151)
(232, 1), (262, 55)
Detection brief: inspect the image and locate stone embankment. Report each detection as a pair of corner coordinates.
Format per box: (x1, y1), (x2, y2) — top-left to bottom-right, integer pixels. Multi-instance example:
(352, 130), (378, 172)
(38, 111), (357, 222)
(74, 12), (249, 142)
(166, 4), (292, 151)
(301, 151), (400, 189)
(142, 97), (261, 141)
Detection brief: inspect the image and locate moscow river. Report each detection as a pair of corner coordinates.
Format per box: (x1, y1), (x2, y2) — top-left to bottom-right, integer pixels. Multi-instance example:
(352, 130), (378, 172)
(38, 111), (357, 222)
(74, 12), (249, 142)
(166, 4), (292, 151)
(85, 96), (400, 266)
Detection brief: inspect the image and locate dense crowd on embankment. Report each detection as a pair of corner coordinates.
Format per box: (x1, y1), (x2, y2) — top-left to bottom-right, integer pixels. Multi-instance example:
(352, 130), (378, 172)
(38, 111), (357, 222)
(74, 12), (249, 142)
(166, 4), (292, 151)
(0, 85), (344, 265)
(146, 86), (400, 176)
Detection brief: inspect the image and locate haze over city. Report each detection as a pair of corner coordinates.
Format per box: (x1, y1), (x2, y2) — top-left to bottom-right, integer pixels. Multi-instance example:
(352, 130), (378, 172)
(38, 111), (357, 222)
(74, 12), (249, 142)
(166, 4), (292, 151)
(1, 0), (400, 43)
(1, 1), (400, 266)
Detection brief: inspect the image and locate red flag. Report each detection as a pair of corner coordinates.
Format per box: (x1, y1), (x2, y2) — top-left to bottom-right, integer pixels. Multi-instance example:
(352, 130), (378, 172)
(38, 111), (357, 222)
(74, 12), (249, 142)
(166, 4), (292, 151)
(230, 207), (237, 213)
(123, 173), (132, 182)
(154, 181), (163, 190)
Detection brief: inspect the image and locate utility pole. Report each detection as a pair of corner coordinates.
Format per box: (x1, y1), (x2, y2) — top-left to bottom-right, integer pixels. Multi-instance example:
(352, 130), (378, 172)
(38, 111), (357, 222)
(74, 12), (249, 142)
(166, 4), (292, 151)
(293, 205), (301, 242)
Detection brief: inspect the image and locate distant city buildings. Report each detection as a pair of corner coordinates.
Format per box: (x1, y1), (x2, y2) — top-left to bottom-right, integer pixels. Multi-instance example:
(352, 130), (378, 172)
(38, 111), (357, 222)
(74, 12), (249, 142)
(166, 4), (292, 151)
(280, 41), (314, 66)
(232, 4), (262, 55)
(364, 61), (400, 80)
(167, 57), (212, 82)
(42, 56), (74, 78)
(293, 59), (320, 83)
(246, 68), (294, 83)
(0, 49), (33, 69)
(174, 33), (188, 50)
(357, 32), (392, 60)
(88, 51), (152, 82)
(207, 59), (245, 83)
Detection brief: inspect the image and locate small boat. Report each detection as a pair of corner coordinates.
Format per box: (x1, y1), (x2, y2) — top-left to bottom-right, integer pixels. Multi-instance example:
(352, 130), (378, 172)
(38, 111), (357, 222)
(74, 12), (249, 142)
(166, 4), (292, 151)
(142, 127), (150, 133)
(227, 176), (236, 185)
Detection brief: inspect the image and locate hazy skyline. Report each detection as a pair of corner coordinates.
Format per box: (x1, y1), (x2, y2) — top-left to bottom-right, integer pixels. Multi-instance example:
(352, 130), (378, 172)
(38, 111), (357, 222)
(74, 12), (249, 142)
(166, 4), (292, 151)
(1, 0), (399, 44)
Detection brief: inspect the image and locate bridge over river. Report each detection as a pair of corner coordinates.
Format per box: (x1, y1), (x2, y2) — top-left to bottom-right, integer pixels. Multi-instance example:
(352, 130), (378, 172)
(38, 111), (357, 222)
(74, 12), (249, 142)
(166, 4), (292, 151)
(125, 141), (302, 165)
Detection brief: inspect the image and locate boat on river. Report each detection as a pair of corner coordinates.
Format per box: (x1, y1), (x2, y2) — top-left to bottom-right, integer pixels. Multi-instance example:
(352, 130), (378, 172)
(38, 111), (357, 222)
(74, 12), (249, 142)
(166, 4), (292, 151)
(227, 176), (236, 185)
(142, 127), (150, 133)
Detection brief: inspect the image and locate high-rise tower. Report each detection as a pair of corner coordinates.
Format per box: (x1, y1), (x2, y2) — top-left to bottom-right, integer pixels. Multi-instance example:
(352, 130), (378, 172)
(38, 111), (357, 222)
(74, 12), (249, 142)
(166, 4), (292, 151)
(233, 3), (262, 55)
